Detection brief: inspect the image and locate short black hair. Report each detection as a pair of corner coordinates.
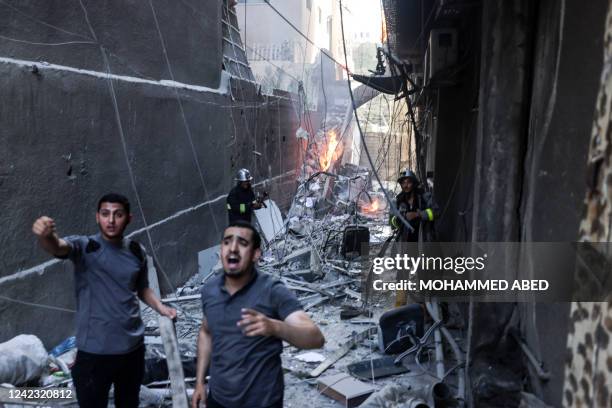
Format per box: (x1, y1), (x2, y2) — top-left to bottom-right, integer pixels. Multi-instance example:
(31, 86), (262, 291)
(224, 221), (261, 249)
(97, 193), (130, 214)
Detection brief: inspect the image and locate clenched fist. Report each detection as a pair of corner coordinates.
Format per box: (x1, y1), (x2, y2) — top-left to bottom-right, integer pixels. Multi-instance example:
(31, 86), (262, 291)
(32, 216), (57, 238)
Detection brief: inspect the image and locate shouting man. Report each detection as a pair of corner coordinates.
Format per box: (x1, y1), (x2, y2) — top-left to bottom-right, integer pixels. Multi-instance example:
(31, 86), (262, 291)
(32, 193), (176, 408)
(192, 221), (325, 408)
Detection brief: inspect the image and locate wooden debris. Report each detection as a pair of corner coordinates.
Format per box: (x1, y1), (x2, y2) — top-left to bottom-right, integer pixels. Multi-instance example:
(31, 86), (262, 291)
(309, 327), (377, 378)
(146, 256), (189, 408)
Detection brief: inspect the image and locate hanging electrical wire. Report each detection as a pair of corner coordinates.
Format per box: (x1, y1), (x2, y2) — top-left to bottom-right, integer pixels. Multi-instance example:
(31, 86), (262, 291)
(338, 0), (414, 233)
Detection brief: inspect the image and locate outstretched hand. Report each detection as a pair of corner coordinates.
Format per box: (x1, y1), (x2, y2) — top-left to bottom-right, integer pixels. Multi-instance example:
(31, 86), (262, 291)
(237, 308), (277, 337)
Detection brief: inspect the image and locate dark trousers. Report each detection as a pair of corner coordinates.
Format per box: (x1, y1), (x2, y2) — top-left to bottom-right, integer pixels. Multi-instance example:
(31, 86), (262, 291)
(207, 392), (282, 408)
(72, 345), (145, 408)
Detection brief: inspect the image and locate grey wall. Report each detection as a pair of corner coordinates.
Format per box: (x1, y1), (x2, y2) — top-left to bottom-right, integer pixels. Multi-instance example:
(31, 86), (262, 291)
(0, 2), (301, 348)
(0, 0), (221, 88)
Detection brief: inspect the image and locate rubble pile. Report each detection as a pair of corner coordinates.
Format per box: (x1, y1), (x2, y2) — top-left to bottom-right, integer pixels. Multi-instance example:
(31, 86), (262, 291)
(0, 164), (467, 408)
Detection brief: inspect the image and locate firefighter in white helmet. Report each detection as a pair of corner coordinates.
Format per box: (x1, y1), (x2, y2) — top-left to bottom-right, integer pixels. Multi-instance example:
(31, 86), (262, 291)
(390, 169), (439, 306)
(226, 169), (266, 224)
(390, 169), (438, 242)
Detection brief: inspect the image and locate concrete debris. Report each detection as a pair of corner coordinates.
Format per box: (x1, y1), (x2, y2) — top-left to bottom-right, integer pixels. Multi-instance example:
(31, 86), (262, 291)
(294, 352), (326, 363)
(309, 328), (378, 378)
(143, 344), (196, 385)
(196, 244), (221, 282)
(360, 381), (454, 408)
(134, 163), (468, 407)
(360, 384), (427, 408)
(317, 373), (376, 408)
(254, 199), (286, 243)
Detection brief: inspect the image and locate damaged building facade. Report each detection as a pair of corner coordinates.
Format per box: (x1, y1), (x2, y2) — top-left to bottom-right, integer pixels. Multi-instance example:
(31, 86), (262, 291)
(379, 0), (612, 407)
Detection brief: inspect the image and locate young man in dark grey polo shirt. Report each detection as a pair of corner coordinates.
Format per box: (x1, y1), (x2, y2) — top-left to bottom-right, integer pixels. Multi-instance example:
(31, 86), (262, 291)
(192, 221), (325, 408)
(32, 193), (176, 408)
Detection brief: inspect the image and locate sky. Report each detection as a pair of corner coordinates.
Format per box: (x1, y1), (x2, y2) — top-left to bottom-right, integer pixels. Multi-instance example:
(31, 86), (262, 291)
(344, 0), (384, 44)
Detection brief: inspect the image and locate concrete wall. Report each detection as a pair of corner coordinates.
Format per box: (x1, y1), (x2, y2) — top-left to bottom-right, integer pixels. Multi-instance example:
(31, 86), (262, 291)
(0, 1), (301, 348)
(0, 0), (221, 88)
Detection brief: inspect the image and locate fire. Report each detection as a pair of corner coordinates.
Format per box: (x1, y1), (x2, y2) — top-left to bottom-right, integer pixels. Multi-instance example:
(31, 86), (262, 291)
(381, 14), (387, 43)
(319, 130), (342, 171)
(362, 198), (381, 213)
(360, 195), (387, 215)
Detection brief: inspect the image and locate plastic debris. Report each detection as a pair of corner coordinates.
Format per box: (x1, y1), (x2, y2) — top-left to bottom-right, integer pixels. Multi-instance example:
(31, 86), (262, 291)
(0, 334), (48, 385)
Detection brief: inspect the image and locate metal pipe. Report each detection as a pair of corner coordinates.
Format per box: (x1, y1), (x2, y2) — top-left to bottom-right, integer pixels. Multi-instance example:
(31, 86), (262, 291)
(426, 300), (446, 379)
(425, 301), (466, 404)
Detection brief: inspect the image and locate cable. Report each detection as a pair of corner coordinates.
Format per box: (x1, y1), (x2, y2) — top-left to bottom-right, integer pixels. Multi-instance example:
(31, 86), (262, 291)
(339, 1), (414, 233)
(263, 0), (348, 72)
(0, 294), (75, 313)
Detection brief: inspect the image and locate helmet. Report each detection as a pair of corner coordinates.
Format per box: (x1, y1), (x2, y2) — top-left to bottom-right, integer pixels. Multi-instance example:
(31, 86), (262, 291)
(397, 168), (418, 184)
(235, 168), (253, 182)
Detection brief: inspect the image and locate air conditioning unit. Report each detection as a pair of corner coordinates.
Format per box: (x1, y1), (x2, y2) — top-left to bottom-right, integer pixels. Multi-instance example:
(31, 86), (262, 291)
(424, 28), (458, 84)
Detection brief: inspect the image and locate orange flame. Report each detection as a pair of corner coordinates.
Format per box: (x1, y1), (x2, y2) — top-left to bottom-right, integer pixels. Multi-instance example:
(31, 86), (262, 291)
(381, 14), (387, 43)
(362, 198), (381, 213)
(319, 131), (342, 171)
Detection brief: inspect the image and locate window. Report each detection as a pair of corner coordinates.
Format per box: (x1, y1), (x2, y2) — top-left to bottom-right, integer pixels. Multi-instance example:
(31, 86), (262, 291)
(318, 7), (322, 24)
(306, 0), (312, 10)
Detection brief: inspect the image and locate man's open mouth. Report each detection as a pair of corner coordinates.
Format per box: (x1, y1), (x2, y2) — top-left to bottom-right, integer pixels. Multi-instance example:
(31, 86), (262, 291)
(227, 255), (240, 266)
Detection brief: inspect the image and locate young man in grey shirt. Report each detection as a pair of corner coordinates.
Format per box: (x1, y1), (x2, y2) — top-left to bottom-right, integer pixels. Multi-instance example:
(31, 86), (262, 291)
(192, 221), (325, 408)
(32, 193), (176, 408)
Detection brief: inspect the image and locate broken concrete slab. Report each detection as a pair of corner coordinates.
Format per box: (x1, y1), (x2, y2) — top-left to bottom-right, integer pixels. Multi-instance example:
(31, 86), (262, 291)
(317, 373), (376, 407)
(254, 199), (285, 243)
(197, 245), (221, 280)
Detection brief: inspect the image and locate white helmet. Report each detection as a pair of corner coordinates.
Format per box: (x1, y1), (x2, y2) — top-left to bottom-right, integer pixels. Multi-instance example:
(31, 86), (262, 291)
(235, 168), (253, 182)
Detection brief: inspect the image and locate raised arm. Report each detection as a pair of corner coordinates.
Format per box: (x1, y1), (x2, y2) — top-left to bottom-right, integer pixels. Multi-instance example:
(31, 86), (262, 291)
(192, 318), (213, 408)
(32, 216), (71, 258)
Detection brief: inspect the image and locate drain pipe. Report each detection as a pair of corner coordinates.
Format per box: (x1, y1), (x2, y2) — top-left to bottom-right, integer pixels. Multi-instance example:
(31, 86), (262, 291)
(426, 299), (446, 379)
(425, 301), (466, 404)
